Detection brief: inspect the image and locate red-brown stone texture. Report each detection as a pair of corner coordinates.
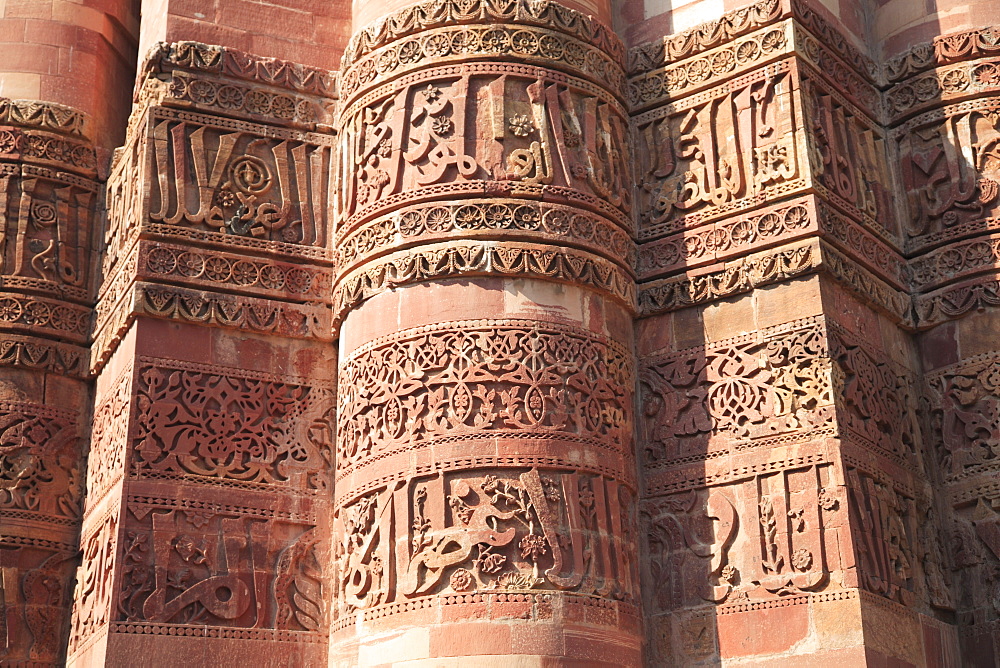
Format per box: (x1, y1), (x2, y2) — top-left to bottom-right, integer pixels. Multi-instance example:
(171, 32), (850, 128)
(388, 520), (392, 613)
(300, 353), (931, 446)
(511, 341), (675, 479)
(2, 0), (1000, 665)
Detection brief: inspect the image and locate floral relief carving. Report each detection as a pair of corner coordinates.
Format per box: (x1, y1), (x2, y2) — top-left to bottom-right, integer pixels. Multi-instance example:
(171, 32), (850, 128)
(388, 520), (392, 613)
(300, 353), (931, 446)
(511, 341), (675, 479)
(337, 199), (633, 274)
(34, 0), (1000, 659)
(164, 73), (322, 126)
(884, 26), (1000, 83)
(0, 402), (82, 520)
(341, 24), (625, 100)
(86, 366), (133, 504)
(141, 242), (331, 299)
(0, 335), (85, 377)
(927, 351), (1000, 477)
(831, 327), (916, 461)
(629, 23), (791, 110)
(337, 321), (631, 469)
(334, 242), (635, 323)
(0, 98), (87, 136)
(0, 128), (97, 175)
(147, 41), (336, 96)
(638, 242), (818, 316)
(885, 58), (1000, 120)
(637, 201), (812, 278)
(626, 0), (782, 74)
(639, 318), (833, 466)
(132, 359), (334, 491)
(910, 232), (1000, 292)
(343, 0), (624, 69)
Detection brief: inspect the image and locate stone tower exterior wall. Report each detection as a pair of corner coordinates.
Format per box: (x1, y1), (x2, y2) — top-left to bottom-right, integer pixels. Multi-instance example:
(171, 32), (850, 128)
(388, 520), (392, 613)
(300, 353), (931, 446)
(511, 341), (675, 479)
(0, 0), (999, 665)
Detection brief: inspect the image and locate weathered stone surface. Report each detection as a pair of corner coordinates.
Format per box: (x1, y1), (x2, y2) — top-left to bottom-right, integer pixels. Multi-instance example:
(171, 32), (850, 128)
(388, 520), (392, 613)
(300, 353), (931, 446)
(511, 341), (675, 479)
(3, 0), (1000, 665)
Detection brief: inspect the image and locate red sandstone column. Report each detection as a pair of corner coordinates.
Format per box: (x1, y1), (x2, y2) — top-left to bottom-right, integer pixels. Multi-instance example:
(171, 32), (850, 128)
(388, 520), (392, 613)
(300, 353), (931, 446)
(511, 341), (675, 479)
(0, 1), (136, 663)
(878, 0), (1000, 663)
(67, 33), (340, 668)
(331, 1), (642, 664)
(627, 0), (954, 664)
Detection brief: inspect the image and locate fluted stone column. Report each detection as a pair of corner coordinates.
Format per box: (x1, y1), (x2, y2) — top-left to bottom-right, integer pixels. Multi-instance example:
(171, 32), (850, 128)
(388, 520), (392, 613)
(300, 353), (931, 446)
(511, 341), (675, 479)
(0, 0), (137, 663)
(626, 0), (954, 664)
(331, 1), (642, 664)
(66, 39), (339, 668)
(877, 0), (1000, 662)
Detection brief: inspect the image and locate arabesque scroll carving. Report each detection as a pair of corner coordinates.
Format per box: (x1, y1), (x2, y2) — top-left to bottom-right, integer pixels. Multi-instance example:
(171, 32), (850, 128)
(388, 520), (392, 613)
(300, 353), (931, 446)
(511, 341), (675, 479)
(338, 321), (632, 470)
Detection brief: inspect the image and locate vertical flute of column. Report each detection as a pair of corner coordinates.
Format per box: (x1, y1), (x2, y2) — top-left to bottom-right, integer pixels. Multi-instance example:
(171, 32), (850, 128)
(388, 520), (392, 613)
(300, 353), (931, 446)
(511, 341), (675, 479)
(0, 0), (137, 663)
(67, 40), (339, 666)
(880, 0), (1000, 661)
(332, 1), (641, 664)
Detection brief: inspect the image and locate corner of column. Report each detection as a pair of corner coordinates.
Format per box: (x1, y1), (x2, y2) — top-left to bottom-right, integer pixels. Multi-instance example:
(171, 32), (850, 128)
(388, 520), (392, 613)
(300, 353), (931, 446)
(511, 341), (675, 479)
(67, 37), (340, 667)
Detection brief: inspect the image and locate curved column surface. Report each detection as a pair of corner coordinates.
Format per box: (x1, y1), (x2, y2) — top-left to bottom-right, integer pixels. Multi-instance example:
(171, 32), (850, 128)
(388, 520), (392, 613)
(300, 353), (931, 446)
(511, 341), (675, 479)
(881, 0), (1000, 661)
(332, 1), (641, 664)
(0, 0), (138, 149)
(0, 1), (136, 664)
(137, 0), (350, 75)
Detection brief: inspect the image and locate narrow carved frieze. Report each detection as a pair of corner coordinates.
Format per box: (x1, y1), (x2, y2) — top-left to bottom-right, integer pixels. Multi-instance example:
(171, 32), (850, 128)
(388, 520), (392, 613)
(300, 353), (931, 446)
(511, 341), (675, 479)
(628, 21), (794, 112)
(334, 240), (636, 324)
(638, 239), (819, 316)
(342, 0), (624, 69)
(884, 26), (1000, 84)
(637, 198), (815, 282)
(337, 198), (634, 277)
(626, 0), (786, 75)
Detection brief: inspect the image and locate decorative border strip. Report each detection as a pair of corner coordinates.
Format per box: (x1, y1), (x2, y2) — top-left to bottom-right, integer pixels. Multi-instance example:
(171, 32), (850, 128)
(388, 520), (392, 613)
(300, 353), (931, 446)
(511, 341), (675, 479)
(627, 0), (785, 75)
(338, 198), (634, 276)
(342, 0), (624, 69)
(334, 240), (636, 326)
(341, 23), (625, 103)
(718, 588), (857, 614)
(142, 41), (337, 99)
(0, 97), (87, 137)
(885, 25), (1000, 84)
(110, 622), (327, 643)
